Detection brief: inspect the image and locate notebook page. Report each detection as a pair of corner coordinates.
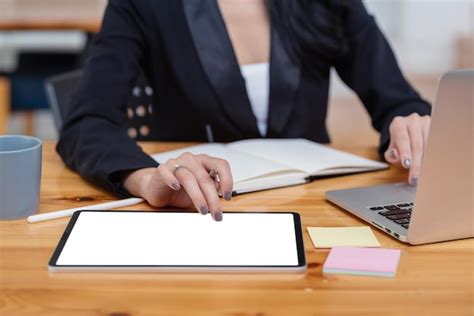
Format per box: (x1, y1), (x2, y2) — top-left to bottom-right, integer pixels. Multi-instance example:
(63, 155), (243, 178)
(151, 143), (295, 183)
(229, 139), (387, 175)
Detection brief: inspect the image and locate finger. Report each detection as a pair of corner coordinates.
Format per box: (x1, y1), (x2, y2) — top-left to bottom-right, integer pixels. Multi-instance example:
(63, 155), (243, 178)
(407, 119), (424, 186)
(201, 156), (234, 201)
(192, 167), (223, 221)
(209, 169), (221, 192)
(421, 116), (431, 150)
(384, 140), (400, 164)
(157, 163), (180, 191)
(209, 168), (218, 179)
(172, 165), (209, 216)
(390, 119), (412, 169)
(214, 178), (221, 192)
(176, 153), (223, 221)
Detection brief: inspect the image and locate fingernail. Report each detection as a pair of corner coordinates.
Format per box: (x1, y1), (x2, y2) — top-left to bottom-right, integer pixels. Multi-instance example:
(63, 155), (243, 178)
(200, 205), (209, 215)
(171, 181), (180, 191)
(213, 212), (223, 222)
(410, 176), (418, 186)
(390, 149), (398, 160)
(224, 191), (232, 201)
(403, 159), (411, 169)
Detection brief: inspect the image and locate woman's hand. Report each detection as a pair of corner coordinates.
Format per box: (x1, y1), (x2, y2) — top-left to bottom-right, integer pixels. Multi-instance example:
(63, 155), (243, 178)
(123, 153), (233, 221)
(384, 113), (431, 186)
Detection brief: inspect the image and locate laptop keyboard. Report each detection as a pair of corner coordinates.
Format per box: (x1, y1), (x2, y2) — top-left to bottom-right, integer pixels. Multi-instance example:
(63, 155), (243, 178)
(369, 203), (414, 229)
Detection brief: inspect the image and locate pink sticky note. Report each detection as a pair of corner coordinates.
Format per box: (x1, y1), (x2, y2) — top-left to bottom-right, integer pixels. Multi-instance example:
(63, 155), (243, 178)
(323, 247), (401, 277)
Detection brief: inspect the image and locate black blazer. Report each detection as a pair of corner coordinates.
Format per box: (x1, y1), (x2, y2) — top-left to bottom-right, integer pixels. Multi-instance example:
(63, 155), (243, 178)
(57, 0), (431, 197)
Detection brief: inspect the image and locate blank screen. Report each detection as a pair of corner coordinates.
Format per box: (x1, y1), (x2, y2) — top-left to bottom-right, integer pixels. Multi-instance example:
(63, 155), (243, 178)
(56, 212), (300, 266)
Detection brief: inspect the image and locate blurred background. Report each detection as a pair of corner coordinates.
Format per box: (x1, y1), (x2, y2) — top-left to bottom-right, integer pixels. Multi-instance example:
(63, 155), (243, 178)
(0, 0), (472, 146)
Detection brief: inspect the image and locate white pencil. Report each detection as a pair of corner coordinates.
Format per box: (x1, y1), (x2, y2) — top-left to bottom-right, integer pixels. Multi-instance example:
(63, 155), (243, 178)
(27, 197), (145, 223)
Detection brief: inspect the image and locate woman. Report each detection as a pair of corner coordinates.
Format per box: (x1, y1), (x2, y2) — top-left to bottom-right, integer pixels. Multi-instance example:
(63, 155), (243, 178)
(58, 0), (431, 221)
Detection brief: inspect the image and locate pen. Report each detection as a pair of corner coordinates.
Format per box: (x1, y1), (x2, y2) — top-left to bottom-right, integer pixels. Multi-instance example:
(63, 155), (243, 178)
(27, 197), (145, 223)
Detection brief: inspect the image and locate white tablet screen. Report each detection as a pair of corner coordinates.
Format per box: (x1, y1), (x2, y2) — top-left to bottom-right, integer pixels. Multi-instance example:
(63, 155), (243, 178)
(54, 211), (302, 267)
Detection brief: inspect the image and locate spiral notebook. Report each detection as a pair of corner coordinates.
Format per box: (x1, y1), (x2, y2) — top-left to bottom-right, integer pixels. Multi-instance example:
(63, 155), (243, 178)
(152, 139), (388, 195)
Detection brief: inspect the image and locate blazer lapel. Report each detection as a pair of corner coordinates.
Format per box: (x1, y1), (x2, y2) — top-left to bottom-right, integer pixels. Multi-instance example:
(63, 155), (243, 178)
(267, 26), (301, 137)
(183, 0), (260, 138)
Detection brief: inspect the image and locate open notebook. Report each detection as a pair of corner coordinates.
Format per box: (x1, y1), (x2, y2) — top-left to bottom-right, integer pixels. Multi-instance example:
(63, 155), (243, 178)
(152, 139), (388, 195)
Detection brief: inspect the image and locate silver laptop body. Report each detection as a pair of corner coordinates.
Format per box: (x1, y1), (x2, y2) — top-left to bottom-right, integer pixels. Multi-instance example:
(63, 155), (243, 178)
(326, 69), (473, 245)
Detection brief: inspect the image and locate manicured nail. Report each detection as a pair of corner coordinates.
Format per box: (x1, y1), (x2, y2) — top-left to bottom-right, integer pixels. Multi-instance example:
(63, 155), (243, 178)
(213, 212), (223, 222)
(200, 205), (209, 215)
(224, 191), (232, 201)
(171, 181), (180, 191)
(390, 149), (398, 160)
(410, 176), (418, 186)
(403, 159), (411, 169)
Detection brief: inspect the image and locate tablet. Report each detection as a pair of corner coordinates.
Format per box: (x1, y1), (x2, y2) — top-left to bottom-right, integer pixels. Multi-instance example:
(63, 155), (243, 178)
(48, 211), (306, 273)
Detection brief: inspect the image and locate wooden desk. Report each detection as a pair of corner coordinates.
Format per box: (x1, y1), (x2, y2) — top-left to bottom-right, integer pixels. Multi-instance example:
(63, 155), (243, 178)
(0, 0), (106, 32)
(0, 77), (10, 134)
(1, 141), (473, 315)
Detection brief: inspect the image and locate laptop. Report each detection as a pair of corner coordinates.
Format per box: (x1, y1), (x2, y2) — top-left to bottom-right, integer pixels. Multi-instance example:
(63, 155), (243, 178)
(326, 69), (473, 245)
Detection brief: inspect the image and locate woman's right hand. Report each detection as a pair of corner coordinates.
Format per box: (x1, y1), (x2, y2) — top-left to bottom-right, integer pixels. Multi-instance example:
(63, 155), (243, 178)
(122, 153), (233, 221)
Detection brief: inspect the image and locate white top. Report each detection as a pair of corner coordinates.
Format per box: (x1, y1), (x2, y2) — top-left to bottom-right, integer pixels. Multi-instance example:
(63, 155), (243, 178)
(240, 62), (270, 136)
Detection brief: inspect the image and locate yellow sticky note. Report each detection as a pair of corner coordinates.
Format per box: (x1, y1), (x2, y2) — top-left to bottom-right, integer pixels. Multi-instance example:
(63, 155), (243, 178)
(307, 226), (381, 248)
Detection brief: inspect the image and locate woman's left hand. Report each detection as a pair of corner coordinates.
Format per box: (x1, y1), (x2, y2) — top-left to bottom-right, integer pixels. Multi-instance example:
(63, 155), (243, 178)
(384, 113), (431, 186)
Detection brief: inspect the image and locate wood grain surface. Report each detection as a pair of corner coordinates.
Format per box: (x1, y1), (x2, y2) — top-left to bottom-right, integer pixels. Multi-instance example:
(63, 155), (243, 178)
(0, 0), (105, 32)
(0, 77), (10, 134)
(0, 141), (473, 316)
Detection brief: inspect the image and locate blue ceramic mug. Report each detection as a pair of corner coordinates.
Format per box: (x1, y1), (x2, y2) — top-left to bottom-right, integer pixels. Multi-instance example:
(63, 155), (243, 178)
(0, 135), (42, 220)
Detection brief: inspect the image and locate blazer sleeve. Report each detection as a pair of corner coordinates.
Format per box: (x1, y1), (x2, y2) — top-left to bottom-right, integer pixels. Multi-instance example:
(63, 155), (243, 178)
(56, 0), (158, 198)
(333, 1), (432, 158)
